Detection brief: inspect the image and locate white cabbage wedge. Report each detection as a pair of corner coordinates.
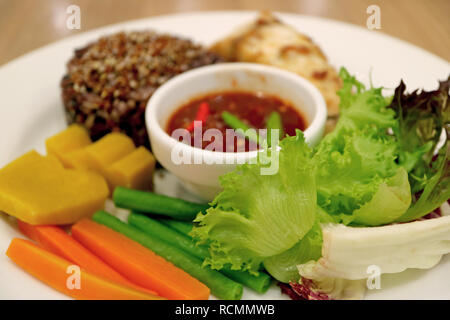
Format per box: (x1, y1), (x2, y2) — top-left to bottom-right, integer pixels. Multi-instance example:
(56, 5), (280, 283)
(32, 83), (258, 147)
(299, 215), (450, 280)
(297, 211), (450, 299)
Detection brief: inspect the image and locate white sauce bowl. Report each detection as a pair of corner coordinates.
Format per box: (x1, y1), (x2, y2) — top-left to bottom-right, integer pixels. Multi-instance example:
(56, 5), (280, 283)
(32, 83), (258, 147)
(146, 63), (327, 200)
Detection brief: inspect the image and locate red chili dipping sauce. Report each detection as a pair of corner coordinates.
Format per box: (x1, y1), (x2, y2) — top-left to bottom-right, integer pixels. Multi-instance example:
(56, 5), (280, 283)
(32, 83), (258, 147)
(166, 91), (307, 152)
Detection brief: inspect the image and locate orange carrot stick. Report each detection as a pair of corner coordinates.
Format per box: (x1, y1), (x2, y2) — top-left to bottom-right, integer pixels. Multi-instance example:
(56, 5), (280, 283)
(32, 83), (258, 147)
(17, 220), (158, 296)
(71, 219), (210, 300)
(6, 238), (164, 300)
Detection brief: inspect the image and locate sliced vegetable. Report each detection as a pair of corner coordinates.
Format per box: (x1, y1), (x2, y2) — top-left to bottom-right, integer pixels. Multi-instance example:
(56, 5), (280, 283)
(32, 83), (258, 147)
(17, 220), (157, 296)
(186, 102), (211, 132)
(113, 187), (209, 221)
(92, 211), (243, 300)
(106, 146), (156, 191)
(84, 132), (135, 177)
(129, 213), (271, 293)
(6, 238), (163, 300)
(222, 111), (259, 144)
(61, 148), (92, 170)
(266, 111), (284, 147)
(222, 111), (251, 131)
(71, 218), (210, 300)
(0, 150), (108, 225)
(45, 124), (91, 164)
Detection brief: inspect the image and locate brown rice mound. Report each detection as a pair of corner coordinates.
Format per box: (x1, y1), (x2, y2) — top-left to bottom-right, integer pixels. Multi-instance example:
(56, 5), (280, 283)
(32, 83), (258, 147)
(61, 31), (222, 148)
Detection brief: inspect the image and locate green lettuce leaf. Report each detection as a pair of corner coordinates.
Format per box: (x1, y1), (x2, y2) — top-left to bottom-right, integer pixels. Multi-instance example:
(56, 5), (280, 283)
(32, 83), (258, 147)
(314, 128), (399, 219)
(313, 68), (405, 224)
(263, 211), (333, 283)
(335, 68), (396, 132)
(397, 145), (449, 222)
(192, 133), (317, 274)
(352, 167), (411, 226)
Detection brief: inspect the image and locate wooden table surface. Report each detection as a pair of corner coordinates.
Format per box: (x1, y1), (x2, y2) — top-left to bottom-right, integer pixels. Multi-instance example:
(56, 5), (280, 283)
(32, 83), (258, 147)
(0, 0), (449, 66)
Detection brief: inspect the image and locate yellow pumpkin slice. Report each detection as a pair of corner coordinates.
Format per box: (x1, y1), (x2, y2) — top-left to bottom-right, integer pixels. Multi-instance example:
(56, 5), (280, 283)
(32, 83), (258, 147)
(84, 132), (135, 177)
(61, 148), (92, 170)
(0, 150), (108, 225)
(45, 124), (91, 162)
(106, 146), (156, 191)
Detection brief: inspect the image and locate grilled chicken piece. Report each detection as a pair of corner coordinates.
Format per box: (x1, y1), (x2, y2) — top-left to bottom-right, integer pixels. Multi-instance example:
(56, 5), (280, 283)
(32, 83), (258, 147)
(211, 12), (342, 131)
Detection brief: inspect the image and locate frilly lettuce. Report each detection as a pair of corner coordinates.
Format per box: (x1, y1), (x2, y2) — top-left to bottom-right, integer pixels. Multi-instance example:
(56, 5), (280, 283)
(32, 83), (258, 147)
(352, 167), (411, 225)
(334, 68), (396, 132)
(313, 129), (401, 224)
(263, 222), (323, 283)
(314, 68), (410, 225)
(192, 133), (317, 274)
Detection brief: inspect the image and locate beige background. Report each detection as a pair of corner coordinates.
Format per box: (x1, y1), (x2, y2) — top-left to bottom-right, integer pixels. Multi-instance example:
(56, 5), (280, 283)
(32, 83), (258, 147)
(0, 0), (449, 66)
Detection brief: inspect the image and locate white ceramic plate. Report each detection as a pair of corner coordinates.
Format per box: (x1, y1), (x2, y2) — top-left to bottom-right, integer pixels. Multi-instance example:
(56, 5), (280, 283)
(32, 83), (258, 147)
(0, 11), (449, 300)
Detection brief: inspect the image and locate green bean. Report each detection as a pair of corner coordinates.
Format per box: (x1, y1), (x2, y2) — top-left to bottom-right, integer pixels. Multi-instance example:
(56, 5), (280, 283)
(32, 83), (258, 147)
(93, 211), (242, 300)
(221, 268), (271, 293)
(159, 219), (194, 236)
(221, 111), (259, 144)
(129, 213), (209, 259)
(113, 187), (209, 221)
(266, 111), (284, 147)
(133, 213), (272, 293)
